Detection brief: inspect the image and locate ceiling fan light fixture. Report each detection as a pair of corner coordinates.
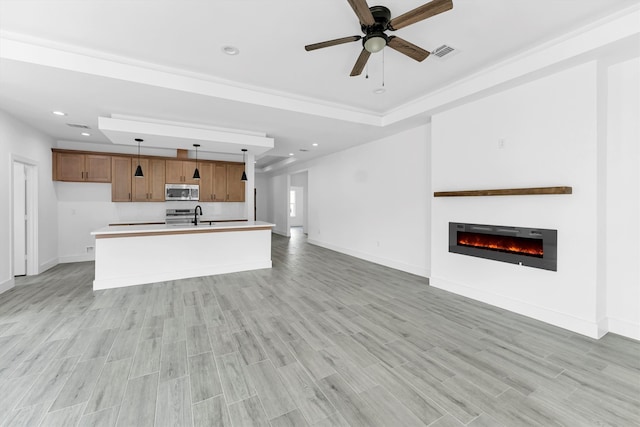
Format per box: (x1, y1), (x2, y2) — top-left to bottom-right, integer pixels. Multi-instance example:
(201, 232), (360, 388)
(364, 33), (388, 53)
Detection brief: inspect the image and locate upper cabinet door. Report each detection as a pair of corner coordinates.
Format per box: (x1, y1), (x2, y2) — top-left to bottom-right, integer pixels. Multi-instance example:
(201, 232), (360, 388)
(165, 160), (184, 184)
(85, 154), (111, 182)
(226, 163), (245, 202)
(55, 152), (86, 181)
(148, 159), (166, 201)
(198, 162), (214, 202)
(212, 163), (227, 202)
(111, 156), (132, 202)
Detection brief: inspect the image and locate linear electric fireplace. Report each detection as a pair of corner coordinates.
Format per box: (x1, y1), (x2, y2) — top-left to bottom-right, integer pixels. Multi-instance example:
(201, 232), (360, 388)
(449, 222), (557, 271)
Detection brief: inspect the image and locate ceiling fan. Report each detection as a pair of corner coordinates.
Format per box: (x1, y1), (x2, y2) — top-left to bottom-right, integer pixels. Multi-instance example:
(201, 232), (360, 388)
(305, 0), (453, 76)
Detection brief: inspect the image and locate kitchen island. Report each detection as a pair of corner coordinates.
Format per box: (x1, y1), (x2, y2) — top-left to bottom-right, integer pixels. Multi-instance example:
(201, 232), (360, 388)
(91, 221), (275, 290)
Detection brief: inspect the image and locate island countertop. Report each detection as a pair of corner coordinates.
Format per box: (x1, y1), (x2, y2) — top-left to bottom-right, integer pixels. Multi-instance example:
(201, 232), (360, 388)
(92, 221), (274, 238)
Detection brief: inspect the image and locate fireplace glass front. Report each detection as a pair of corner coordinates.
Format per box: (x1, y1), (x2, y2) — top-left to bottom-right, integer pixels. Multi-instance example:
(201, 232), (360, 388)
(449, 222), (557, 271)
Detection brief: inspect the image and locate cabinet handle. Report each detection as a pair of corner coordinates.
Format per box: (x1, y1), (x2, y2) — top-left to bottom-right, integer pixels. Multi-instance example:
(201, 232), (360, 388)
(128, 193), (131, 200)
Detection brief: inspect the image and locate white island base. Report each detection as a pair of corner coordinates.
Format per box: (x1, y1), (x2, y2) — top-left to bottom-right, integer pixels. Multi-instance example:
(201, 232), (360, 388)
(91, 221), (275, 290)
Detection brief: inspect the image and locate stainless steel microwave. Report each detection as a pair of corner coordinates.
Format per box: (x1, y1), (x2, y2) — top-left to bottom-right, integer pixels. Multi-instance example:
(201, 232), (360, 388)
(165, 184), (199, 201)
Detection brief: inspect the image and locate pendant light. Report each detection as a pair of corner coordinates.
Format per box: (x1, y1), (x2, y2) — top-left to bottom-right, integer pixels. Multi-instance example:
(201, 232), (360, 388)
(192, 143), (200, 180)
(134, 138), (144, 178)
(241, 149), (248, 181)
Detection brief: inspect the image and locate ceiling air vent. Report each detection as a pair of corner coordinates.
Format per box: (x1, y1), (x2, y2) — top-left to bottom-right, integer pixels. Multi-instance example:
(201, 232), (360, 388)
(66, 123), (91, 129)
(299, 149), (309, 152)
(432, 44), (459, 59)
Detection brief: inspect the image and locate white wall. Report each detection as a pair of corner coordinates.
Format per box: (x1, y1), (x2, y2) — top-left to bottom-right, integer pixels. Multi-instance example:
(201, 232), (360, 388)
(0, 109), (58, 292)
(267, 174), (290, 236)
(305, 125), (431, 277)
(605, 57), (640, 340)
(255, 173), (270, 222)
(430, 59), (639, 339)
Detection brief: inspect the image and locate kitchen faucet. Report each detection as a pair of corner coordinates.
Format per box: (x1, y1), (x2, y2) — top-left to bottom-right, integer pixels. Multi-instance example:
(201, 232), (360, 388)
(194, 205), (203, 226)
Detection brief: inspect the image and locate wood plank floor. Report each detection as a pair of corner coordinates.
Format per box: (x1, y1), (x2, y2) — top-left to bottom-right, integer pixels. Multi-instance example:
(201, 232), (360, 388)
(1, 228), (639, 426)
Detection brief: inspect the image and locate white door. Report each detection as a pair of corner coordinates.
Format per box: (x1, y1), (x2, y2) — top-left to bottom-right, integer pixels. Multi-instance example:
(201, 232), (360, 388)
(13, 163), (27, 276)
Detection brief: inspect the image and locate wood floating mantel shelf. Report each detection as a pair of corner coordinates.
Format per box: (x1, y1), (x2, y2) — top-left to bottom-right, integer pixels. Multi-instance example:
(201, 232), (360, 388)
(433, 186), (573, 197)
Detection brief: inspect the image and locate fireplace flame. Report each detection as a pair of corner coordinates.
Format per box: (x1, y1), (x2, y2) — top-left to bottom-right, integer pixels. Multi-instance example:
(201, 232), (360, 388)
(457, 232), (543, 257)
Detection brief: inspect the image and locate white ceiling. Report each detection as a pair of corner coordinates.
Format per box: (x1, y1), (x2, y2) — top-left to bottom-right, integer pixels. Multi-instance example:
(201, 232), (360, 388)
(0, 0), (638, 170)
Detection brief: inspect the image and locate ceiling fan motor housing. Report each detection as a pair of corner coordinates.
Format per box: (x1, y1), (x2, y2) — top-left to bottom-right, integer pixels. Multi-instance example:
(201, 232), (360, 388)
(361, 6), (391, 52)
(361, 6), (391, 33)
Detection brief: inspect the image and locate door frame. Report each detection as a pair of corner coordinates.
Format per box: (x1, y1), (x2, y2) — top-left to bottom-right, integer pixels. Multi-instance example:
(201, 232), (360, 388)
(12, 155), (39, 276)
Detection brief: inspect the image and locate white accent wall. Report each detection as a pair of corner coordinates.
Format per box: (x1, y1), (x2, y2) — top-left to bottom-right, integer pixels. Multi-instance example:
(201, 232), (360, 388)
(0, 110), (58, 292)
(265, 124), (431, 277)
(431, 60), (640, 339)
(605, 57), (640, 340)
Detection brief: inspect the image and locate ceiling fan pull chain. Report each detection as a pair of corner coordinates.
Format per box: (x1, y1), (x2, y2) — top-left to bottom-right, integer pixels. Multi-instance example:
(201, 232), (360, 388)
(365, 63), (369, 79)
(382, 48), (385, 87)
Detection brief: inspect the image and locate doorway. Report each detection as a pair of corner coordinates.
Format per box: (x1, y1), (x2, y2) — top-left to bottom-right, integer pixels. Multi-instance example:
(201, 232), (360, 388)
(12, 159), (38, 277)
(289, 171), (308, 235)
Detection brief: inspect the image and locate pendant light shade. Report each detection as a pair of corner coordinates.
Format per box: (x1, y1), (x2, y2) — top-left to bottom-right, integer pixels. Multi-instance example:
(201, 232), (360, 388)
(241, 149), (248, 182)
(134, 138), (144, 178)
(192, 144), (200, 180)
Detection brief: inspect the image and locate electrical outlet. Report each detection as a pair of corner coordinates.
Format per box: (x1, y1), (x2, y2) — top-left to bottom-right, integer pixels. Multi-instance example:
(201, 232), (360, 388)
(498, 138), (506, 149)
(86, 246), (94, 252)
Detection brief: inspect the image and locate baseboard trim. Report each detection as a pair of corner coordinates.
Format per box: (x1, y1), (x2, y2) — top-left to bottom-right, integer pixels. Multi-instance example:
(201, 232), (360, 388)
(0, 278), (15, 294)
(39, 257), (58, 274)
(606, 317), (640, 341)
(308, 238), (430, 278)
(59, 254), (95, 264)
(430, 276), (601, 338)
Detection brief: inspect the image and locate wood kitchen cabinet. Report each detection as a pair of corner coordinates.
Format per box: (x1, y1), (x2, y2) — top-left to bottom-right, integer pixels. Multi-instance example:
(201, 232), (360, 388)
(212, 163), (227, 202)
(226, 163), (246, 202)
(198, 162), (215, 202)
(111, 156), (132, 202)
(131, 158), (165, 201)
(209, 162), (245, 202)
(165, 160), (198, 184)
(54, 152), (111, 182)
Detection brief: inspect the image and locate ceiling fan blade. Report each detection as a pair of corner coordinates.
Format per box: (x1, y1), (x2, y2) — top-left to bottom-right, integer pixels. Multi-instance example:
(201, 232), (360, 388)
(388, 0), (453, 31)
(346, 0), (375, 26)
(387, 36), (430, 62)
(305, 36), (362, 51)
(350, 49), (371, 76)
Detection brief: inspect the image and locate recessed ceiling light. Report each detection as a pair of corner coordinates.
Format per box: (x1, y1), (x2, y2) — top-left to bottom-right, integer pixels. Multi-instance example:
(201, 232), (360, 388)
(373, 88), (386, 94)
(81, 132), (90, 136)
(289, 153), (294, 156)
(52, 111), (66, 116)
(222, 46), (239, 55)
(312, 143), (318, 147)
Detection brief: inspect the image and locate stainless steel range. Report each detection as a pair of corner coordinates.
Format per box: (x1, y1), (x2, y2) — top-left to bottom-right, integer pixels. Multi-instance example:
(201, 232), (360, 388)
(165, 208), (195, 226)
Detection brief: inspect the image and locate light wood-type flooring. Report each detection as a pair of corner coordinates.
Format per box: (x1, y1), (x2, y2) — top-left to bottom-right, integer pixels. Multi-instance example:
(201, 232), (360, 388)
(1, 228), (639, 426)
